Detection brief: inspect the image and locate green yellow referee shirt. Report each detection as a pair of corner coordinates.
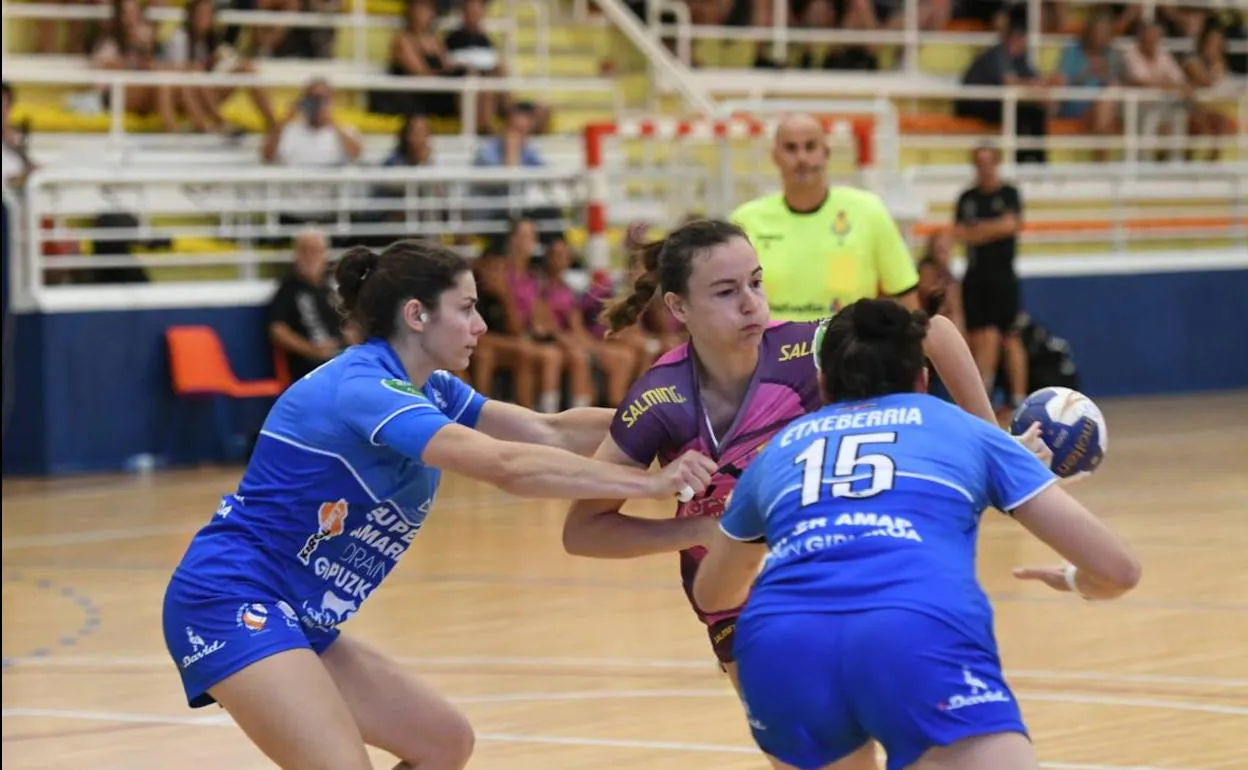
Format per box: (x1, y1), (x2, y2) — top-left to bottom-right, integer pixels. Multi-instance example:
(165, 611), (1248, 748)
(730, 187), (919, 322)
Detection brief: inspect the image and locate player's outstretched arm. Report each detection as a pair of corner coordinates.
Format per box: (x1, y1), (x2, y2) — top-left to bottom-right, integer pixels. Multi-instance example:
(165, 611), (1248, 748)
(692, 529), (767, 612)
(924, 314), (996, 425)
(474, 400), (615, 456)
(563, 436), (722, 559)
(1012, 486), (1142, 600)
(421, 423), (717, 502)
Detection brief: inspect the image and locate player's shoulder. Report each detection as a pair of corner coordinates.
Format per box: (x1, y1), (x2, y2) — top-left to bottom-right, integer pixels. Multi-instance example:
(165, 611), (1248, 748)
(829, 185), (889, 213)
(731, 192), (788, 224)
(614, 344), (694, 431)
(762, 320), (822, 366)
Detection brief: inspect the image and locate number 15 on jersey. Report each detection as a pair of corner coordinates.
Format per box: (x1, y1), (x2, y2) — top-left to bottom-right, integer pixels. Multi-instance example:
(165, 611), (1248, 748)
(794, 432), (899, 506)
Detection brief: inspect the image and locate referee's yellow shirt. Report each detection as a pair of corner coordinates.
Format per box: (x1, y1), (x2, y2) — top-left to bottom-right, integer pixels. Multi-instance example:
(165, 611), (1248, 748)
(730, 188), (919, 322)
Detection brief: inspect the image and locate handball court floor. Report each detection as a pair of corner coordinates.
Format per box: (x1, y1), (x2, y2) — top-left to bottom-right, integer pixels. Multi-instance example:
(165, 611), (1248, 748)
(2, 392), (1247, 770)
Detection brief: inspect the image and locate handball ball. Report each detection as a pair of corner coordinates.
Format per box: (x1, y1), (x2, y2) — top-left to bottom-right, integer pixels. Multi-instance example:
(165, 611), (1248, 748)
(1010, 387), (1108, 482)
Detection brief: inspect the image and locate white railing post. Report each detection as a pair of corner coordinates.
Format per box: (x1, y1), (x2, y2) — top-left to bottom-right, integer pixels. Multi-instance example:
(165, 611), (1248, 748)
(505, 0), (520, 75)
(1123, 90), (1140, 168)
(351, 0), (366, 68)
(108, 80), (125, 149)
(1026, 0), (1041, 53)
(1001, 88), (1017, 165)
(771, 0), (787, 66)
(903, 0), (919, 74)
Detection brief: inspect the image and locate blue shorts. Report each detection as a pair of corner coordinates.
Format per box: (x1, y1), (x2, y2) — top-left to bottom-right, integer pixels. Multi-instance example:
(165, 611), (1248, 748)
(734, 608), (1027, 770)
(162, 576), (340, 708)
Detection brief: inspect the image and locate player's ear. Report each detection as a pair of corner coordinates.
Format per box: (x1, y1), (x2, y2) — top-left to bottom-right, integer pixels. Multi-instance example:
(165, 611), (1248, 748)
(663, 291), (689, 325)
(817, 370), (830, 403)
(916, 365), (930, 394)
(401, 299), (428, 332)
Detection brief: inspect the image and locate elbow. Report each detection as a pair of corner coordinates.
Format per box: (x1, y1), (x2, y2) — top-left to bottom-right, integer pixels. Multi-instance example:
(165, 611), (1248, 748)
(1109, 552), (1143, 594)
(561, 516), (589, 556)
(692, 577), (733, 614)
(480, 441), (527, 496)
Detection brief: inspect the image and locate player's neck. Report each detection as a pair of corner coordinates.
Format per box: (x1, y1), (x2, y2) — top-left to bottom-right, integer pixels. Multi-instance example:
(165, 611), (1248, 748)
(782, 185), (829, 215)
(389, 335), (437, 389)
(691, 341), (759, 404)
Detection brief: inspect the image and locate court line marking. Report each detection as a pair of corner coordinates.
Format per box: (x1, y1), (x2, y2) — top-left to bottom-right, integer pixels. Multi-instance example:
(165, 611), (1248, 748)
(3, 654), (1246, 690)
(0, 707), (1212, 769)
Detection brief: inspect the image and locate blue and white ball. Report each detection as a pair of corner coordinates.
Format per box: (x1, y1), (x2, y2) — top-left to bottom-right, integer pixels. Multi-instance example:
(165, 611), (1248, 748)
(1010, 387), (1108, 482)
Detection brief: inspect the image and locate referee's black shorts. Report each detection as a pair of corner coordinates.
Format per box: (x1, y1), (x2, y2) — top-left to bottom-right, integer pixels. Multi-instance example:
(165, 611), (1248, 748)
(962, 269), (1022, 334)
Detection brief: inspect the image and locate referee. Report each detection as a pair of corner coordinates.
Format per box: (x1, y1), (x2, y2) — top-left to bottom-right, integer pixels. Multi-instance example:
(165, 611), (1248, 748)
(730, 113), (920, 322)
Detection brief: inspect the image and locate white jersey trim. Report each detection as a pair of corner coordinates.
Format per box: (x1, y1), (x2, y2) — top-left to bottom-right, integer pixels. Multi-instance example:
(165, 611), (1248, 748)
(259, 429), (381, 503)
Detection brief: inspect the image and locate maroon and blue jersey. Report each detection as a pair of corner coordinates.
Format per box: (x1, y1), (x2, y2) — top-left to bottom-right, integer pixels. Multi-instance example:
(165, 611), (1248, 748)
(609, 320), (823, 625)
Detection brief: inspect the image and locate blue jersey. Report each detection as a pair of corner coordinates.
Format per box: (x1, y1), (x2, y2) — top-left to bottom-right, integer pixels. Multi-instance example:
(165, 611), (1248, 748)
(720, 392), (1055, 641)
(171, 338), (487, 631)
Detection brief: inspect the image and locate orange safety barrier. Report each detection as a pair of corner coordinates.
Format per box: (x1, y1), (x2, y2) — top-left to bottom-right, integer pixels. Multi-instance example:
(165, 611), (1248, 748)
(912, 215), (1245, 239)
(166, 325), (284, 399)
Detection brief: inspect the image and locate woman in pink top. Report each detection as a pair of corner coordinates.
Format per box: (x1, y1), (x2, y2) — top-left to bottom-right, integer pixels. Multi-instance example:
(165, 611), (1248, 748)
(1184, 25), (1236, 161)
(541, 237), (638, 407)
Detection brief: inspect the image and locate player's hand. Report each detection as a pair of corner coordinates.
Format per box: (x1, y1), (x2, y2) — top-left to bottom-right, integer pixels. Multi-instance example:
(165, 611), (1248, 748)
(650, 451), (716, 501)
(1011, 565), (1071, 593)
(1014, 422), (1053, 468)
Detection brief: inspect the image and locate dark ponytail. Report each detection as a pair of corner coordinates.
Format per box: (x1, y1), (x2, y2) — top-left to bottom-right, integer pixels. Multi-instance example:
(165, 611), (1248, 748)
(335, 239), (470, 339)
(600, 218), (747, 335)
(817, 299), (930, 403)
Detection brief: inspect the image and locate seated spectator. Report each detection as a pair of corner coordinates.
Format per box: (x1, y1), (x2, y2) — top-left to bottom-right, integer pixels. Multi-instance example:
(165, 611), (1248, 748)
(267, 229), (351, 384)
(1156, 4), (1207, 40)
(1123, 21), (1191, 162)
(471, 250), (547, 408)
(255, 0), (339, 59)
(90, 0), (182, 132)
(261, 78), (362, 233)
(956, 22), (1056, 164)
(37, 0), (105, 54)
(2, 83), (36, 188)
(1056, 12), (1120, 161)
(540, 238), (638, 407)
(445, 0), (533, 133)
(793, 0), (878, 71)
(474, 103), (556, 229)
(1184, 23), (1236, 161)
(501, 219), (568, 412)
(161, 0), (276, 136)
(382, 0), (465, 120)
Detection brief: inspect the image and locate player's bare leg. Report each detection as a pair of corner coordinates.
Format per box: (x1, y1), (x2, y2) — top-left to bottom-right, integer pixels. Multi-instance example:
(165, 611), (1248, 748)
(322, 634), (475, 770)
(910, 731), (1038, 770)
(209, 648), (372, 770)
(1002, 331), (1029, 408)
(723, 661), (878, 770)
(968, 327), (1002, 393)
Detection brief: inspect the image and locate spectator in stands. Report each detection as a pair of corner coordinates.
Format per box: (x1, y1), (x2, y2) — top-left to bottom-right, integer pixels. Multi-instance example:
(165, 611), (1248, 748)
(90, 0), (183, 132)
(161, 0), (277, 136)
(471, 250), (547, 408)
(1056, 12), (1121, 161)
(1123, 21), (1192, 162)
(917, 229), (964, 334)
(385, 0), (466, 121)
(1156, 4), (1207, 40)
(1184, 23), (1236, 161)
(956, 21), (1057, 164)
(268, 228), (352, 384)
(2, 83), (36, 188)
(795, 0), (882, 71)
(473, 101), (545, 225)
(262, 78), (361, 234)
(369, 113), (444, 234)
(445, 0), (513, 133)
(37, 0), (104, 55)
(255, 0), (339, 59)
(503, 219), (570, 413)
(952, 146), (1027, 418)
(541, 237), (637, 407)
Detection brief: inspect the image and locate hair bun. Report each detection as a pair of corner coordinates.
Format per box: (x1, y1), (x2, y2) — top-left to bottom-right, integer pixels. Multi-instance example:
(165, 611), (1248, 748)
(851, 298), (911, 341)
(335, 246), (380, 314)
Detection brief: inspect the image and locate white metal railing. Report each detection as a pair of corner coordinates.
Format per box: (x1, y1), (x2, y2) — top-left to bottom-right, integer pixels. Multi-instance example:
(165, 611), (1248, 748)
(5, 67), (621, 143)
(647, 0), (1248, 73)
(705, 83), (1247, 165)
(1, 0), (551, 76)
(16, 164), (586, 307)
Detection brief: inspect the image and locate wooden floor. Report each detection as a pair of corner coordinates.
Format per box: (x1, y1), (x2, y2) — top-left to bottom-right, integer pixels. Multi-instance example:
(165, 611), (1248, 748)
(3, 392), (1247, 770)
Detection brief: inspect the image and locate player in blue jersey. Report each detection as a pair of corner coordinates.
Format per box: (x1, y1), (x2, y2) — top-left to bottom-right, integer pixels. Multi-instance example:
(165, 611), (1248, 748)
(693, 298), (1141, 770)
(161, 239), (717, 770)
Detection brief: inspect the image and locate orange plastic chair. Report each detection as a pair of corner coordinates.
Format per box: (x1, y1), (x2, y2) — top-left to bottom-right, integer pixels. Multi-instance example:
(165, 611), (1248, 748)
(166, 326), (284, 399)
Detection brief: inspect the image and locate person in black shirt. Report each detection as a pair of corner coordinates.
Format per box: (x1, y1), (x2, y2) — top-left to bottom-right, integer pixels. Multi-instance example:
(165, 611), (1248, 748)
(952, 146), (1028, 415)
(267, 228), (350, 384)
